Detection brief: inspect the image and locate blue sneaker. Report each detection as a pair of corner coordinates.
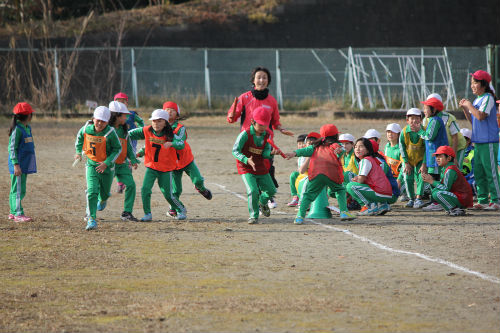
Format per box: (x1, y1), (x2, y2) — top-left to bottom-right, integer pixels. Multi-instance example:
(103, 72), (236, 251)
(85, 218), (97, 230)
(366, 203), (380, 215)
(176, 210), (187, 220)
(140, 213), (152, 222)
(294, 216), (304, 225)
(377, 203), (391, 215)
(340, 211), (356, 221)
(97, 200), (107, 211)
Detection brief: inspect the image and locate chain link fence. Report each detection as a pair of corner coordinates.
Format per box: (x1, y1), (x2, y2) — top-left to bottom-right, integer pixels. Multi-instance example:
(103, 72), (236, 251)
(0, 46), (496, 113)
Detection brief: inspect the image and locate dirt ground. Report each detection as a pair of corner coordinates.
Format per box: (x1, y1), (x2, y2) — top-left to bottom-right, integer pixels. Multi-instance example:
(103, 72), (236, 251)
(0, 115), (499, 332)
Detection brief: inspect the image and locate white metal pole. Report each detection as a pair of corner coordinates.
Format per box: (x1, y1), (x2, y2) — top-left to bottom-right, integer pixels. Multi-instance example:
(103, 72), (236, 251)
(275, 49), (284, 109)
(368, 56), (388, 110)
(53, 48), (61, 112)
(204, 48), (212, 108)
(421, 48), (426, 100)
(131, 48), (139, 108)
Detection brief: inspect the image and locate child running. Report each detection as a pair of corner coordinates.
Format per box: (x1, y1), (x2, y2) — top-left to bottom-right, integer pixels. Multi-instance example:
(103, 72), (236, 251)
(232, 106), (277, 224)
(128, 109), (187, 221)
(285, 124), (355, 224)
(399, 108), (426, 208)
(108, 101), (140, 222)
(287, 133), (307, 207)
(8, 102), (36, 222)
(346, 138), (393, 216)
(422, 146), (473, 216)
(113, 92), (145, 193)
(163, 101), (212, 218)
(74, 106), (122, 230)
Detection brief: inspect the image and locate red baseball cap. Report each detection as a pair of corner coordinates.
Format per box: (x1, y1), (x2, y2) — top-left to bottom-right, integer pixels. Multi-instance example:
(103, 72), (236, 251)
(252, 106), (271, 126)
(433, 145), (456, 158)
(369, 139), (379, 152)
(421, 97), (444, 111)
(320, 124), (339, 138)
(13, 102), (34, 115)
(163, 101), (180, 115)
(306, 131), (321, 139)
(114, 92), (128, 101)
(470, 70), (491, 83)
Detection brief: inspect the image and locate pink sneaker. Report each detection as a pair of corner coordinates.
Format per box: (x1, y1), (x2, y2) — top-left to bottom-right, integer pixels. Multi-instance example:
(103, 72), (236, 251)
(287, 196), (299, 207)
(8, 214), (15, 220)
(14, 215), (32, 222)
(485, 203), (500, 211)
(470, 203), (488, 210)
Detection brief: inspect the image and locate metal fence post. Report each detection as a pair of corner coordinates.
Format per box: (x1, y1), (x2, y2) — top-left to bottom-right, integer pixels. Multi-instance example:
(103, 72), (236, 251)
(53, 48), (61, 112)
(275, 49), (284, 109)
(204, 48), (212, 109)
(131, 48), (139, 108)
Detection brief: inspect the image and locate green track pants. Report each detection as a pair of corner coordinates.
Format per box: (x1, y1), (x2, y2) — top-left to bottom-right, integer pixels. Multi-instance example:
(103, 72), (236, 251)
(473, 142), (500, 204)
(114, 163), (136, 213)
(172, 160), (206, 200)
(141, 167), (185, 215)
(299, 174), (347, 218)
(9, 174), (27, 216)
(241, 173), (276, 219)
(86, 165), (113, 219)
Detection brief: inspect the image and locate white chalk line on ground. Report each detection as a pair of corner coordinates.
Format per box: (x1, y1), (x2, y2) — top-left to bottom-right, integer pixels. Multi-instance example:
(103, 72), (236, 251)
(209, 182), (500, 285)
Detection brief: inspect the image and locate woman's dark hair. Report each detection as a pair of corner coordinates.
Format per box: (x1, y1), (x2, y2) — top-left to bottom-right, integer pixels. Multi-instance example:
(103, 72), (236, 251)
(8, 114), (30, 136)
(312, 134), (339, 148)
(250, 67), (272, 86)
(354, 138), (384, 162)
(473, 78), (499, 101)
(108, 113), (128, 132)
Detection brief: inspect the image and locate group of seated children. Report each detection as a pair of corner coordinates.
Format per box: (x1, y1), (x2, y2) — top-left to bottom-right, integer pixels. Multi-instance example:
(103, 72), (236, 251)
(282, 90), (499, 223)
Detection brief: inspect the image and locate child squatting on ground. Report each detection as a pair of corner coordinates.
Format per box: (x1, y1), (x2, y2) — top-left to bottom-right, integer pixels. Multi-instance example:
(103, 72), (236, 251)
(421, 145), (473, 216)
(74, 106), (122, 230)
(285, 124), (356, 224)
(8, 102), (37, 222)
(232, 106), (277, 224)
(128, 109), (188, 221)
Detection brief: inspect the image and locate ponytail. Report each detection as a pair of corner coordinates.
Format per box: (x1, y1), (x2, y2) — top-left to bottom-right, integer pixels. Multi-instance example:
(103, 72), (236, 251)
(476, 78), (498, 101)
(313, 134), (339, 148)
(8, 114), (29, 136)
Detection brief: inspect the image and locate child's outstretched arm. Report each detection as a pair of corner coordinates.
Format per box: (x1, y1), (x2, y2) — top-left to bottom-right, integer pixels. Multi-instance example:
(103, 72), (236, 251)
(126, 135), (140, 169)
(128, 127), (146, 141)
(171, 126), (186, 151)
(74, 125), (86, 161)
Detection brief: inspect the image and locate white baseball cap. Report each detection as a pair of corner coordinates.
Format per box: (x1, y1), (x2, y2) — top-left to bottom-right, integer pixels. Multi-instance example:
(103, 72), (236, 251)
(93, 106), (111, 122)
(460, 128), (472, 139)
(363, 129), (381, 139)
(426, 93), (442, 102)
(406, 108), (422, 116)
(386, 123), (402, 133)
(149, 109), (170, 121)
(108, 101), (130, 114)
(339, 133), (355, 143)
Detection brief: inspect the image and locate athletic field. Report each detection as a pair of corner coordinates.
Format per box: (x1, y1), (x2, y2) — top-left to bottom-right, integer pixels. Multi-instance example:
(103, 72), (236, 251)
(1, 116), (499, 332)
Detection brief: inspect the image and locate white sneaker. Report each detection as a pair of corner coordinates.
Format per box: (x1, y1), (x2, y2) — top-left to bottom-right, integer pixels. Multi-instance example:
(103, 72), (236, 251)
(413, 198), (425, 209)
(484, 203), (500, 211)
(405, 200), (414, 208)
(422, 202), (443, 211)
(268, 198), (277, 209)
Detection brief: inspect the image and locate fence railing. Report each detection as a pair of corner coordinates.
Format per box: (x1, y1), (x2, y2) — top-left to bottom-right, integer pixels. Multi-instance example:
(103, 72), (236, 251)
(0, 45), (497, 113)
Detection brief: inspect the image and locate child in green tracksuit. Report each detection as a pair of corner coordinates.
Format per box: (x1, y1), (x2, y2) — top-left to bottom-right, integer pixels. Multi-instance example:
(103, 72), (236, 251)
(399, 108), (426, 209)
(8, 103), (37, 222)
(422, 146), (473, 216)
(108, 101), (140, 222)
(287, 133), (307, 207)
(232, 106), (277, 224)
(129, 109), (187, 221)
(74, 106), (122, 230)
(286, 124), (356, 224)
(163, 101), (212, 218)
